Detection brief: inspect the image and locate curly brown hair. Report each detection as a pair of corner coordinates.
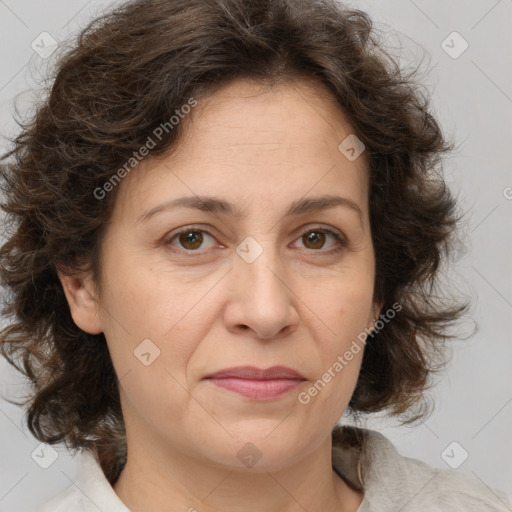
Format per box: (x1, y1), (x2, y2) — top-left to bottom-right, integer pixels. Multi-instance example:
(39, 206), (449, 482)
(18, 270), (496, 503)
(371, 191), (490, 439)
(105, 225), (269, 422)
(0, 0), (471, 484)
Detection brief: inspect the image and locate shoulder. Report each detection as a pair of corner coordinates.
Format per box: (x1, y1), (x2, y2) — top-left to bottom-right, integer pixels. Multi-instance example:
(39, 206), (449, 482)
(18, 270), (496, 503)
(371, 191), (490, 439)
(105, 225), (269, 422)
(37, 449), (130, 512)
(332, 425), (512, 511)
(395, 454), (512, 511)
(38, 484), (86, 512)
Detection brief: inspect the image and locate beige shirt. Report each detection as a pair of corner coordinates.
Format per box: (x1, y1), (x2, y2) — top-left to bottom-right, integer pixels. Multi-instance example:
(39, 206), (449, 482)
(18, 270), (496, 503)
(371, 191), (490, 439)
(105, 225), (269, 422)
(39, 426), (512, 511)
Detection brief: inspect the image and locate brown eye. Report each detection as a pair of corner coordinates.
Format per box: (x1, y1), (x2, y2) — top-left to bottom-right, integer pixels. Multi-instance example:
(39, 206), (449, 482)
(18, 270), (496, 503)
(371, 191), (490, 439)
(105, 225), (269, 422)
(303, 230), (326, 250)
(294, 228), (347, 253)
(167, 229), (217, 252)
(178, 231), (204, 250)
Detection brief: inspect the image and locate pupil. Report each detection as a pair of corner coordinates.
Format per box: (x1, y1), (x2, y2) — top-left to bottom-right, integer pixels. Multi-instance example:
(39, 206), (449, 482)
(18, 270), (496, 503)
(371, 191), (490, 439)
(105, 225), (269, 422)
(181, 231), (203, 249)
(306, 231), (324, 249)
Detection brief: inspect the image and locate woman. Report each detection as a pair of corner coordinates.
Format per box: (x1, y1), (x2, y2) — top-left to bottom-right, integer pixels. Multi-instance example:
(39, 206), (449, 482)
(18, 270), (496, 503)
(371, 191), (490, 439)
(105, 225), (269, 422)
(0, 0), (510, 510)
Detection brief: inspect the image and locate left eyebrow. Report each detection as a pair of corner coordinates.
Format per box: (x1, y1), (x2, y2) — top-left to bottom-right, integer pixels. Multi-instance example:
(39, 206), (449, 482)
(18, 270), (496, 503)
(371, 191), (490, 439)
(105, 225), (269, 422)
(137, 194), (364, 226)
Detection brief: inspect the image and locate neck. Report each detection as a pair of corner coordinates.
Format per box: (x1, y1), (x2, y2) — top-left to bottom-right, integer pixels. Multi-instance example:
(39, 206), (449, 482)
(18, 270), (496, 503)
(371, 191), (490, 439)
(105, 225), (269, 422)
(112, 429), (363, 512)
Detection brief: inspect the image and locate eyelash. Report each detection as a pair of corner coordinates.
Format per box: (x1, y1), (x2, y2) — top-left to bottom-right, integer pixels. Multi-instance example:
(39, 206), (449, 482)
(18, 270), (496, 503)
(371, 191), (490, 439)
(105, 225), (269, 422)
(163, 226), (347, 256)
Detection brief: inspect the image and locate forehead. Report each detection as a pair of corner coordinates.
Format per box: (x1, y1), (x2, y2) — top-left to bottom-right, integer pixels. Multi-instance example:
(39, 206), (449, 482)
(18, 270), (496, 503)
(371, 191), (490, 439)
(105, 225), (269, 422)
(181, 77), (364, 164)
(114, 77), (370, 222)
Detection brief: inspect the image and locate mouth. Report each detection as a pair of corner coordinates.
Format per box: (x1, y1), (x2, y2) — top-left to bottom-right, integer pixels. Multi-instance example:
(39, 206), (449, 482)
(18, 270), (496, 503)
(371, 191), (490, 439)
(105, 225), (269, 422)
(203, 365), (306, 401)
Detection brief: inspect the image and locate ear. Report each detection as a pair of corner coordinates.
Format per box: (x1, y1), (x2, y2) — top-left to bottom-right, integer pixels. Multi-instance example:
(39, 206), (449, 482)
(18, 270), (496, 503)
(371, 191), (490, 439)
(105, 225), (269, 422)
(369, 301), (384, 330)
(57, 268), (103, 335)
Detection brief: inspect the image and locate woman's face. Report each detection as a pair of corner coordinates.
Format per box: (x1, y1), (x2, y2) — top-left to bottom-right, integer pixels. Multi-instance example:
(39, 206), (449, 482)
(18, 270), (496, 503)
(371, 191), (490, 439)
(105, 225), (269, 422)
(72, 78), (380, 471)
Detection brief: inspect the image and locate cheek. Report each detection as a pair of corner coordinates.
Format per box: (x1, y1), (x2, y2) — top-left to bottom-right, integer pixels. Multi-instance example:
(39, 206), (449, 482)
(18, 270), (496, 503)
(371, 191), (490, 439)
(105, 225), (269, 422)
(98, 246), (191, 338)
(313, 276), (373, 378)
(97, 250), (223, 393)
(319, 273), (375, 341)
(116, 363), (195, 437)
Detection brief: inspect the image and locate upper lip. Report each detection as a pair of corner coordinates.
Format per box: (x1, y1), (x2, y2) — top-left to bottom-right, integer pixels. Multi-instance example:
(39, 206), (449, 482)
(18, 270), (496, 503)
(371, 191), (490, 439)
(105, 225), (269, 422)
(205, 365), (305, 380)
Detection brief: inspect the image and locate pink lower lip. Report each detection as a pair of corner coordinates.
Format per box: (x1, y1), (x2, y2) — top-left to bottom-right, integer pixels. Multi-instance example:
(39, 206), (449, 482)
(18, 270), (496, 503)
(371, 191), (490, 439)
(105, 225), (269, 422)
(207, 377), (304, 400)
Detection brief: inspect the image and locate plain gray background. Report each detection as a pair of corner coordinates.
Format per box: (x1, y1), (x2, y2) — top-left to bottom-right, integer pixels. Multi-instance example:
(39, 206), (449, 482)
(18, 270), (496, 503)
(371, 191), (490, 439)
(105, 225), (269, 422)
(0, 0), (511, 510)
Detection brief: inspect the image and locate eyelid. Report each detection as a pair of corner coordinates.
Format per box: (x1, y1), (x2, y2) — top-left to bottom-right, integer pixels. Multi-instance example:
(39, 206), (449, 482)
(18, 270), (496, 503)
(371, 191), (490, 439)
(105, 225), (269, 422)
(290, 227), (348, 254)
(162, 225), (221, 251)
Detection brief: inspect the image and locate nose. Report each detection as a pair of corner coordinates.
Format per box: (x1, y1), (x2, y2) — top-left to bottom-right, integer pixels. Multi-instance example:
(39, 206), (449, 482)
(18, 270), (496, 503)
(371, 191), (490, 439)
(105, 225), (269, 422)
(223, 241), (299, 340)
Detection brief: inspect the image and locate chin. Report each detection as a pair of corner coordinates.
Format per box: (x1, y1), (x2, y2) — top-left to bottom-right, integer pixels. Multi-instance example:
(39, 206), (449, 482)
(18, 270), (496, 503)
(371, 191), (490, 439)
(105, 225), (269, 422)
(195, 423), (314, 472)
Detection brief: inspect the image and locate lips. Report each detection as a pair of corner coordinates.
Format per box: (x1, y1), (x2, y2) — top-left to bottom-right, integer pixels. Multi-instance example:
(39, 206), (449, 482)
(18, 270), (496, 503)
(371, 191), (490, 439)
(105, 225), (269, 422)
(204, 365), (305, 400)
(205, 365), (305, 380)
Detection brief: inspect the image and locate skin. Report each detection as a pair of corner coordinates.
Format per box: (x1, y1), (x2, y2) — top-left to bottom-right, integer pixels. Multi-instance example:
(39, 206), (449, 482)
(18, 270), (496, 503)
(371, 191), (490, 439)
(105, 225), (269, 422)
(59, 77), (382, 512)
